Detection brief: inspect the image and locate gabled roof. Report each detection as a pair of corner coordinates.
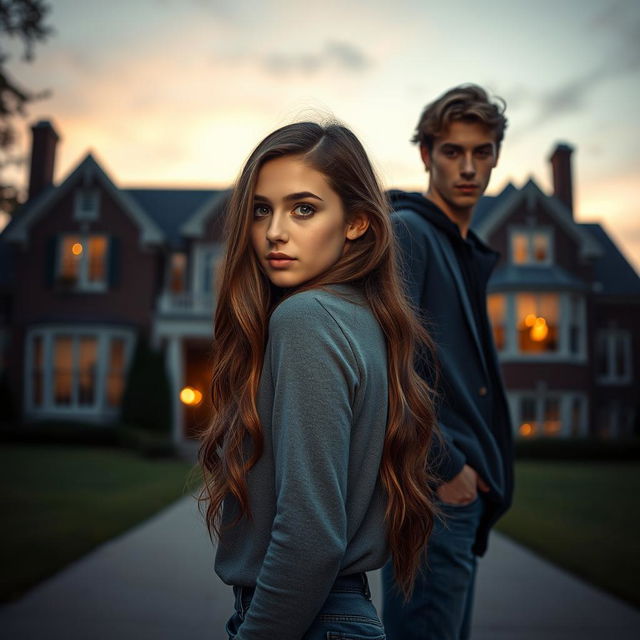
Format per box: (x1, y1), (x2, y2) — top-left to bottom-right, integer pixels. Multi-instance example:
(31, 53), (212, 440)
(474, 178), (602, 261)
(125, 189), (225, 249)
(580, 223), (640, 296)
(180, 189), (231, 241)
(4, 154), (165, 246)
(471, 182), (518, 231)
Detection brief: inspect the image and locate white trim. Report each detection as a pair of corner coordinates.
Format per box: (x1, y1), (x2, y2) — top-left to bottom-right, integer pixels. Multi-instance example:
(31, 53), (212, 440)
(475, 179), (602, 261)
(167, 336), (184, 444)
(180, 191), (228, 238)
(489, 291), (587, 363)
(5, 153), (164, 247)
(23, 324), (135, 422)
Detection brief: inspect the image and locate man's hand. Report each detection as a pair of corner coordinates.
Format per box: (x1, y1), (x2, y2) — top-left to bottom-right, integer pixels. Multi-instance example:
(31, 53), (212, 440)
(437, 464), (490, 505)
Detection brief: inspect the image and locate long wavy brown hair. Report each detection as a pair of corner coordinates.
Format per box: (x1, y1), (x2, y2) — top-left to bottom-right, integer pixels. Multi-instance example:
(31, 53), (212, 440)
(199, 121), (438, 596)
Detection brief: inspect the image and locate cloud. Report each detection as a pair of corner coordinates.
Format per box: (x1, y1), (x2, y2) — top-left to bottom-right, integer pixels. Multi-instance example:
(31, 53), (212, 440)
(262, 40), (371, 76)
(518, 2), (640, 129)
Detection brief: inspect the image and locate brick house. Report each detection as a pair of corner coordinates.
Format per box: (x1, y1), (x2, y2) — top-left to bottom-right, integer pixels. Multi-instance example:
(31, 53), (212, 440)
(472, 144), (640, 439)
(0, 121), (638, 443)
(1, 121), (227, 446)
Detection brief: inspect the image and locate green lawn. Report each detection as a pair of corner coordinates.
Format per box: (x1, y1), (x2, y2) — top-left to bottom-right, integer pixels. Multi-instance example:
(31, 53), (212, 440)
(0, 444), (197, 602)
(497, 460), (640, 607)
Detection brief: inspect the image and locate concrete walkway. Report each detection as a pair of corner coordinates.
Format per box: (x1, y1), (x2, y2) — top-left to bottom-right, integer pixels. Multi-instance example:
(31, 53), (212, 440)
(1, 496), (638, 639)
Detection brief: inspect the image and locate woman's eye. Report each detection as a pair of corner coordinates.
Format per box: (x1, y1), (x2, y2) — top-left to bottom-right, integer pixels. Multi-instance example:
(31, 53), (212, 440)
(253, 204), (270, 218)
(293, 204), (315, 217)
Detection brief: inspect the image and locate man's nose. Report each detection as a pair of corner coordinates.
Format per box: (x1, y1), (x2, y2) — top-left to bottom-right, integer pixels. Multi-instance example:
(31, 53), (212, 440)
(460, 153), (476, 178)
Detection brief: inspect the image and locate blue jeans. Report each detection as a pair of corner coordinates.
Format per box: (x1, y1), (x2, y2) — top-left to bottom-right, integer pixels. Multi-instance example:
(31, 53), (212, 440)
(382, 496), (484, 640)
(226, 573), (386, 639)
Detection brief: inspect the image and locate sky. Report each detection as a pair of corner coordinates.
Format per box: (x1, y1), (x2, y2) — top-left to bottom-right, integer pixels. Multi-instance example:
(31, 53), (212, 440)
(2, 0), (639, 270)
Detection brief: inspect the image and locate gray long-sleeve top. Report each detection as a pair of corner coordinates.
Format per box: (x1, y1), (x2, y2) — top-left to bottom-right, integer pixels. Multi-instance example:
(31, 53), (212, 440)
(214, 285), (389, 639)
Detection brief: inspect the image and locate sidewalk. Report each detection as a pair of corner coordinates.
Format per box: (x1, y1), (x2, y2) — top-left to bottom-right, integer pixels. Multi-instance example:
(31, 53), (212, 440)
(1, 495), (638, 639)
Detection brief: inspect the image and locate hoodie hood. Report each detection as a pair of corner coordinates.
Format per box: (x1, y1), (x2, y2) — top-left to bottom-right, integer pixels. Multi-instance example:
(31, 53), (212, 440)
(387, 189), (497, 256)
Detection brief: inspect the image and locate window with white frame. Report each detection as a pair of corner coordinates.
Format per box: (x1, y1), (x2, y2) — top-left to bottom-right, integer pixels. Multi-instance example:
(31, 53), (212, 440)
(487, 294), (506, 351)
(26, 329), (134, 415)
(57, 235), (109, 291)
(511, 392), (587, 438)
(596, 329), (632, 384)
(488, 292), (585, 360)
(510, 228), (553, 265)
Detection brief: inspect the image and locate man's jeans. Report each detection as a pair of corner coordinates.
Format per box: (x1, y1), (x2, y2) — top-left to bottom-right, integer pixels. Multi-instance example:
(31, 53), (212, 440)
(382, 496), (484, 640)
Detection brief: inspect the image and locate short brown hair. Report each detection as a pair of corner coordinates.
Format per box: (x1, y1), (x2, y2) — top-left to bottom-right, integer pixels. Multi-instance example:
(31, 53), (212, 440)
(412, 84), (507, 151)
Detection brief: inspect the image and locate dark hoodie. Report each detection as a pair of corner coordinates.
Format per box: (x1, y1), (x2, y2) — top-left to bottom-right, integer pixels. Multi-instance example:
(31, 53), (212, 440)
(388, 190), (514, 555)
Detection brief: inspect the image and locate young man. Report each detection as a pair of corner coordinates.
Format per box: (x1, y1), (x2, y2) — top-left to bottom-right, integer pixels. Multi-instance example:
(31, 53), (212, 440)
(382, 84), (514, 640)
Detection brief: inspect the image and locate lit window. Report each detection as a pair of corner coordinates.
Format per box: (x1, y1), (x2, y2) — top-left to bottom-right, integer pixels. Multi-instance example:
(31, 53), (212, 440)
(516, 293), (559, 353)
(53, 337), (73, 406)
(29, 331), (132, 413)
(487, 294), (506, 351)
(169, 253), (187, 293)
(107, 338), (126, 407)
(543, 398), (561, 436)
(57, 234), (109, 291)
(512, 232), (528, 264)
(519, 397), (537, 437)
(510, 229), (552, 265)
(78, 337), (98, 406)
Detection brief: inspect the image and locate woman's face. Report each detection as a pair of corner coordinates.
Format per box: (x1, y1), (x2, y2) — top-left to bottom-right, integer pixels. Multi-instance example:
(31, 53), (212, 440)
(250, 154), (365, 289)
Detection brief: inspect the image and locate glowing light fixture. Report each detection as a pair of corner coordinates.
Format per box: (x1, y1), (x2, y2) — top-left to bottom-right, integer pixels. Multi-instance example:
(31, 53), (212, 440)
(519, 423), (534, 437)
(529, 317), (549, 342)
(180, 386), (203, 406)
(524, 313), (537, 328)
(72, 242), (84, 256)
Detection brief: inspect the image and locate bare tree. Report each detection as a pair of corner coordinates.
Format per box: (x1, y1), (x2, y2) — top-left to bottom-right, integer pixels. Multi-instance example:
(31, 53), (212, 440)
(0, 0), (52, 216)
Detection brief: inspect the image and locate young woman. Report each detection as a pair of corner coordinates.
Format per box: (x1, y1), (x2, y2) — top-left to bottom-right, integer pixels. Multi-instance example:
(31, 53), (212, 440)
(199, 121), (438, 640)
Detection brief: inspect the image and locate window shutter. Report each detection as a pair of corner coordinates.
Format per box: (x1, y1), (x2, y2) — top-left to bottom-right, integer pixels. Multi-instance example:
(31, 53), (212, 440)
(45, 235), (58, 288)
(109, 237), (121, 288)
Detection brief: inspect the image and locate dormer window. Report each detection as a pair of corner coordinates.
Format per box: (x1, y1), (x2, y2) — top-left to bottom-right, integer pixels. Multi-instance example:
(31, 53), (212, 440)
(74, 189), (100, 222)
(510, 228), (553, 265)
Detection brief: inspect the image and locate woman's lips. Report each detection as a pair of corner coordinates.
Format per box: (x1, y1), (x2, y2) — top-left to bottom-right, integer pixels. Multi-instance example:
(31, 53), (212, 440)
(266, 253), (296, 268)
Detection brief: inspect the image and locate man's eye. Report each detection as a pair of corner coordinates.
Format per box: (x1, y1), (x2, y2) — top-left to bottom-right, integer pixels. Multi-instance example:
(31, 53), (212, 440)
(476, 149), (492, 158)
(442, 148), (458, 157)
(253, 204), (270, 218)
(293, 204), (315, 217)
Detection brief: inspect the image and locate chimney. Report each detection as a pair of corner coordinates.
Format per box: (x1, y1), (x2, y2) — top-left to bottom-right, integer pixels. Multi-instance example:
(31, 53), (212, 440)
(549, 142), (574, 217)
(28, 120), (59, 200)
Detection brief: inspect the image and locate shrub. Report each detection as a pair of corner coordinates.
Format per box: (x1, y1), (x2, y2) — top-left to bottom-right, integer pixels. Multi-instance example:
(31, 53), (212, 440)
(120, 338), (172, 435)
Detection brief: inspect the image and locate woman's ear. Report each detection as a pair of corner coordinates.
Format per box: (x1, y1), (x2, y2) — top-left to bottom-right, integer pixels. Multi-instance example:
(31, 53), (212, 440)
(345, 213), (370, 240)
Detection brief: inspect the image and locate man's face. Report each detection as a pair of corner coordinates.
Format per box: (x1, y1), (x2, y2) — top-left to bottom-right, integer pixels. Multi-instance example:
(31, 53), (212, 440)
(422, 120), (498, 215)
